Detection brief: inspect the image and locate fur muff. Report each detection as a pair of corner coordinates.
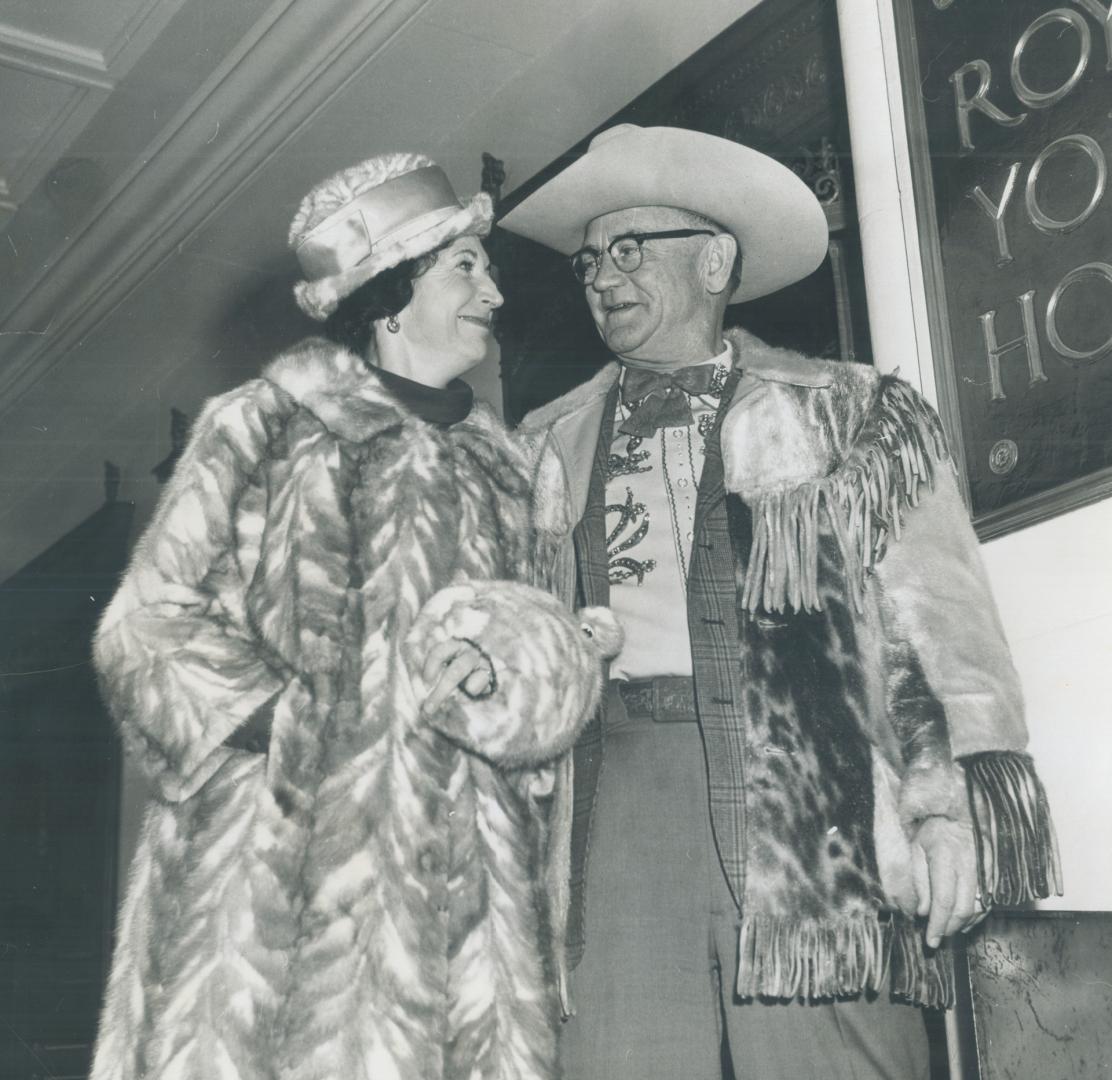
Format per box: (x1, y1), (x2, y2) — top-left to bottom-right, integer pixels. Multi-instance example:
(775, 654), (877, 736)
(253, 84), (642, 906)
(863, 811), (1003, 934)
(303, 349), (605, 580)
(407, 583), (621, 768)
(91, 339), (608, 1080)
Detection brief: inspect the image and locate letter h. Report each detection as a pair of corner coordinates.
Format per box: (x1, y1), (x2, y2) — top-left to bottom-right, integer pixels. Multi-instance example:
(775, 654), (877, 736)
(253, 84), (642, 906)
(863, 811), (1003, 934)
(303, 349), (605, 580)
(979, 291), (1048, 401)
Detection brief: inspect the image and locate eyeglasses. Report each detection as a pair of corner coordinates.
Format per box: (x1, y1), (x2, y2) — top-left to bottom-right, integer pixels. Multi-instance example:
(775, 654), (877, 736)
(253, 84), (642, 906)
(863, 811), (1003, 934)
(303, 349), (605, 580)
(569, 229), (716, 285)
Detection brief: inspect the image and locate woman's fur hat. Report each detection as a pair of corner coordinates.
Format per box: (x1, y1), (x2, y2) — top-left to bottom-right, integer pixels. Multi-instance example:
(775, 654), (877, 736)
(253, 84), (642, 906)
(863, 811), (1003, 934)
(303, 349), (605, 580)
(289, 152), (493, 320)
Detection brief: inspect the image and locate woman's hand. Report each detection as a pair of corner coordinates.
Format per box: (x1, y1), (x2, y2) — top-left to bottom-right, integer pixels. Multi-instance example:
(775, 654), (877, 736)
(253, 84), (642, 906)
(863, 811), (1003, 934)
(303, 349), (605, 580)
(420, 637), (496, 715)
(406, 581), (621, 766)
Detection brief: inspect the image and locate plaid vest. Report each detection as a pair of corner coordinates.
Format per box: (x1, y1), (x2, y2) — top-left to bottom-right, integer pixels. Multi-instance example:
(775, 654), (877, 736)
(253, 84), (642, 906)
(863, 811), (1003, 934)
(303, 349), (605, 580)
(568, 369), (747, 962)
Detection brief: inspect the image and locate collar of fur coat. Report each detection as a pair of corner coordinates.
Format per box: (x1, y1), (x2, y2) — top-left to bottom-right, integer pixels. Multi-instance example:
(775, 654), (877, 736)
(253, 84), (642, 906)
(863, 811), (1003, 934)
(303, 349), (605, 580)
(262, 336), (496, 443)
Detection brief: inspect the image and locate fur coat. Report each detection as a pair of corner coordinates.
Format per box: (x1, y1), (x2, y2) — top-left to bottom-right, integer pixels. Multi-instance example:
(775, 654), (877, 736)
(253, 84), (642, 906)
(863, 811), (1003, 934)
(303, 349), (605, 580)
(523, 328), (1060, 1012)
(90, 339), (619, 1080)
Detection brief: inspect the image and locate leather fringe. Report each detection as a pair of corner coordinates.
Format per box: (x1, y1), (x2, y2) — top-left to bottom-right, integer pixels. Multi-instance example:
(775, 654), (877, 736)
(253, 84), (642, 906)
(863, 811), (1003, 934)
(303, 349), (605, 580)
(735, 911), (954, 1008)
(742, 378), (949, 615)
(962, 750), (1063, 905)
(888, 914), (955, 1008)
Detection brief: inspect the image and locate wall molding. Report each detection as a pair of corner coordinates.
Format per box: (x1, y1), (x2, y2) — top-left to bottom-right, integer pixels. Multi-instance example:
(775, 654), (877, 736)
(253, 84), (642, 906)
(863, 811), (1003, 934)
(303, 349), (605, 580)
(0, 0), (432, 414)
(0, 0), (190, 87)
(0, 22), (113, 89)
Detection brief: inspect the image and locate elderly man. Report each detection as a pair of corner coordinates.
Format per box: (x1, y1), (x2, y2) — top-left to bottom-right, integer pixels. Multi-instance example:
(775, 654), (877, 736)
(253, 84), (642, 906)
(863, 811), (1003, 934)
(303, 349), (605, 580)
(502, 125), (1059, 1080)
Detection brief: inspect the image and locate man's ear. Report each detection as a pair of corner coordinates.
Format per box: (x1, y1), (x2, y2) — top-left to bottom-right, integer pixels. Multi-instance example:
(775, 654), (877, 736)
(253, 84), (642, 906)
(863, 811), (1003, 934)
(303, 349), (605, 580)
(702, 233), (739, 296)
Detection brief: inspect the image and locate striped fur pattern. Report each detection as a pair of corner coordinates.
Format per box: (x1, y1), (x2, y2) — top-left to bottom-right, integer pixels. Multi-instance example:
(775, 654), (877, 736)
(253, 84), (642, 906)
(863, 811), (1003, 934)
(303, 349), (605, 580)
(91, 339), (609, 1080)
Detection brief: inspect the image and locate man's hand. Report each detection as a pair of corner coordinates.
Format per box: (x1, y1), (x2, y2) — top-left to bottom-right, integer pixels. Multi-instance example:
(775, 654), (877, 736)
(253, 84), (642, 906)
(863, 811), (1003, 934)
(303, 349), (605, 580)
(420, 638), (496, 714)
(911, 816), (990, 948)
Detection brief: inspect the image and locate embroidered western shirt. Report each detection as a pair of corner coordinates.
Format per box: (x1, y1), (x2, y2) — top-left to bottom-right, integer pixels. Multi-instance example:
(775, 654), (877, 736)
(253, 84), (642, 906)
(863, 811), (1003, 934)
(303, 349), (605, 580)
(606, 351), (730, 680)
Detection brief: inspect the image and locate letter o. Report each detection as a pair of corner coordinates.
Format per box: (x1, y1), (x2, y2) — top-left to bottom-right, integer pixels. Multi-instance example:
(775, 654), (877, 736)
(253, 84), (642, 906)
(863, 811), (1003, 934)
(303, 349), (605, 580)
(1046, 262), (1112, 363)
(1011, 9), (1091, 109)
(1025, 134), (1107, 234)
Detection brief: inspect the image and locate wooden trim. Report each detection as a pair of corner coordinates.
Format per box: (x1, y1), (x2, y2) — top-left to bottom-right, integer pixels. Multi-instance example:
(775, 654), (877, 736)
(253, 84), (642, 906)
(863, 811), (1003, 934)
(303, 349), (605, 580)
(828, 235), (856, 362)
(0, 0), (193, 86)
(0, 22), (112, 88)
(975, 465), (1112, 541)
(889, 0), (972, 512)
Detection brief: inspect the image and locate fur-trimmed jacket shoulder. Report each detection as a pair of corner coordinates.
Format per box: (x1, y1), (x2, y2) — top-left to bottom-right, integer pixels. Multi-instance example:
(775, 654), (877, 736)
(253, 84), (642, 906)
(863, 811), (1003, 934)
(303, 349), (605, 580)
(525, 328), (1060, 1010)
(91, 338), (618, 1080)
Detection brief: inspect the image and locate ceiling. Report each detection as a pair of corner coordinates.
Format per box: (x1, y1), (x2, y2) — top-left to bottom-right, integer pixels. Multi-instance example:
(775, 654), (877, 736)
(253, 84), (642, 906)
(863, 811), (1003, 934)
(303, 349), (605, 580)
(0, 0), (189, 228)
(0, 0), (759, 582)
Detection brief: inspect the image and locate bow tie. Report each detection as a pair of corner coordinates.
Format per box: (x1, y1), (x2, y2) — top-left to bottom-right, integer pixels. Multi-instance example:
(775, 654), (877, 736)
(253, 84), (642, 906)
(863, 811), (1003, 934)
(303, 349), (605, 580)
(618, 363), (719, 437)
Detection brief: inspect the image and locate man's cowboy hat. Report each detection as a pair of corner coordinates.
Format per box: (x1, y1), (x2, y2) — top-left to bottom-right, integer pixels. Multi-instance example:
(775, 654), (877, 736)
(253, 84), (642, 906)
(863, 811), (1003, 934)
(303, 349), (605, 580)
(498, 125), (828, 304)
(289, 152), (493, 321)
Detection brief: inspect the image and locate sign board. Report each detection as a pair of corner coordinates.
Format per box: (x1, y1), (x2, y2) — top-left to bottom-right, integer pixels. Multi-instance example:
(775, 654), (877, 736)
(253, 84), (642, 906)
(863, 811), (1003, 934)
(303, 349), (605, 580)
(893, 0), (1112, 537)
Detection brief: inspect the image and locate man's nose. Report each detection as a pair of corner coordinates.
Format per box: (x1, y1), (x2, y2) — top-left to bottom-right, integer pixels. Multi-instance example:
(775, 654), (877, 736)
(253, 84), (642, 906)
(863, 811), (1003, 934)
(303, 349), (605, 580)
(590, 248), (624, 291)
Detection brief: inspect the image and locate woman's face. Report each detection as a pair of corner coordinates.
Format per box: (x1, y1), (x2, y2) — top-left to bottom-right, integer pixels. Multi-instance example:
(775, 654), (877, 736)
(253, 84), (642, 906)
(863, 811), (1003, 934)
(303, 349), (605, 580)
(395, 235), (502, 381)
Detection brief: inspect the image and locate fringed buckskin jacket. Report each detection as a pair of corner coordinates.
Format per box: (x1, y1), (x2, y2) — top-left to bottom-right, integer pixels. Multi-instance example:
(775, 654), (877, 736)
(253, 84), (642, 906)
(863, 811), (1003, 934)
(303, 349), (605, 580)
(90, 339), (619, 1080)
(522, 328), (1060, 1013)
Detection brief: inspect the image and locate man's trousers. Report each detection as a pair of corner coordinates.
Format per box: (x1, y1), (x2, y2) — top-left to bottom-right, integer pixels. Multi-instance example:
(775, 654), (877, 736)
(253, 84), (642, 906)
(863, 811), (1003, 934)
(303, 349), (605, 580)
(559, 682), (931, 1080)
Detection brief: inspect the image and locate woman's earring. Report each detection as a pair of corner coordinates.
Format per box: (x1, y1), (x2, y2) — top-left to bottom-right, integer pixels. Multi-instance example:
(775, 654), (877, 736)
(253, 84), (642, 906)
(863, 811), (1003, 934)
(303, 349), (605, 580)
(386, 315), (401, 334)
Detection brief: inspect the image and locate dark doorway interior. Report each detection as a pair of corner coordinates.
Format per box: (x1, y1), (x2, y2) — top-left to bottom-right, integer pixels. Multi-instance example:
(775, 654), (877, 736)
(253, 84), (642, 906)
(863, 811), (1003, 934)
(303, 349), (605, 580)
(0, 492), (132, 1080)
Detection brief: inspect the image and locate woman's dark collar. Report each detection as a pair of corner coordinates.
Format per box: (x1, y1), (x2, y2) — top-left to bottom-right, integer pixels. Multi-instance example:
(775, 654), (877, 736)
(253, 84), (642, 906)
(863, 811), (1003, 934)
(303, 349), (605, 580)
(372, 365), (474, 425)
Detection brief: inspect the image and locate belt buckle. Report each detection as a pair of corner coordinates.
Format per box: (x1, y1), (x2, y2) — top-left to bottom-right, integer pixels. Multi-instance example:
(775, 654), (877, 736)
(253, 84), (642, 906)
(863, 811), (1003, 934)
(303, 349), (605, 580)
(652, 677), (696, 723)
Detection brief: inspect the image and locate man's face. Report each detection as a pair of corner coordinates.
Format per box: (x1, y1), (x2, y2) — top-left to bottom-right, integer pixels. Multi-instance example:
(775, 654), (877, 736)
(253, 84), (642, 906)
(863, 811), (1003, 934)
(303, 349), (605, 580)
(581, 206), (713, 366)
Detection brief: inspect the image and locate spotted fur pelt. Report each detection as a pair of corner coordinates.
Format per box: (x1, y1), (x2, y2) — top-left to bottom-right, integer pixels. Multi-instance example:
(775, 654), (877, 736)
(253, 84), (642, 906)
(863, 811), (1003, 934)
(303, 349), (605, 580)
(90, 338), (616, 1080)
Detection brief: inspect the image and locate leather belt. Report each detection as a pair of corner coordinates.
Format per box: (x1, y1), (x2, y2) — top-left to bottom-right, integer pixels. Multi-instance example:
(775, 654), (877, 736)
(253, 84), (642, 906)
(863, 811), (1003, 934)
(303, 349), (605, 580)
(615, 676), (699, 723)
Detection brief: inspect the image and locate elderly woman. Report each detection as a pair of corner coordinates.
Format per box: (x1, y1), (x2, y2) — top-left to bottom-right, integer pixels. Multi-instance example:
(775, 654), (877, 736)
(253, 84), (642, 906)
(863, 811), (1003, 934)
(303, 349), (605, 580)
(89, 154), (618, 1080)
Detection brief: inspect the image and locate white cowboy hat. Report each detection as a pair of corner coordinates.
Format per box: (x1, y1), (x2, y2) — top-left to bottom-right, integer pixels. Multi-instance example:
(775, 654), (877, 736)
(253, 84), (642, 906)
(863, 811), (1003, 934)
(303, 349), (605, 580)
(498, 124), (828, 304)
